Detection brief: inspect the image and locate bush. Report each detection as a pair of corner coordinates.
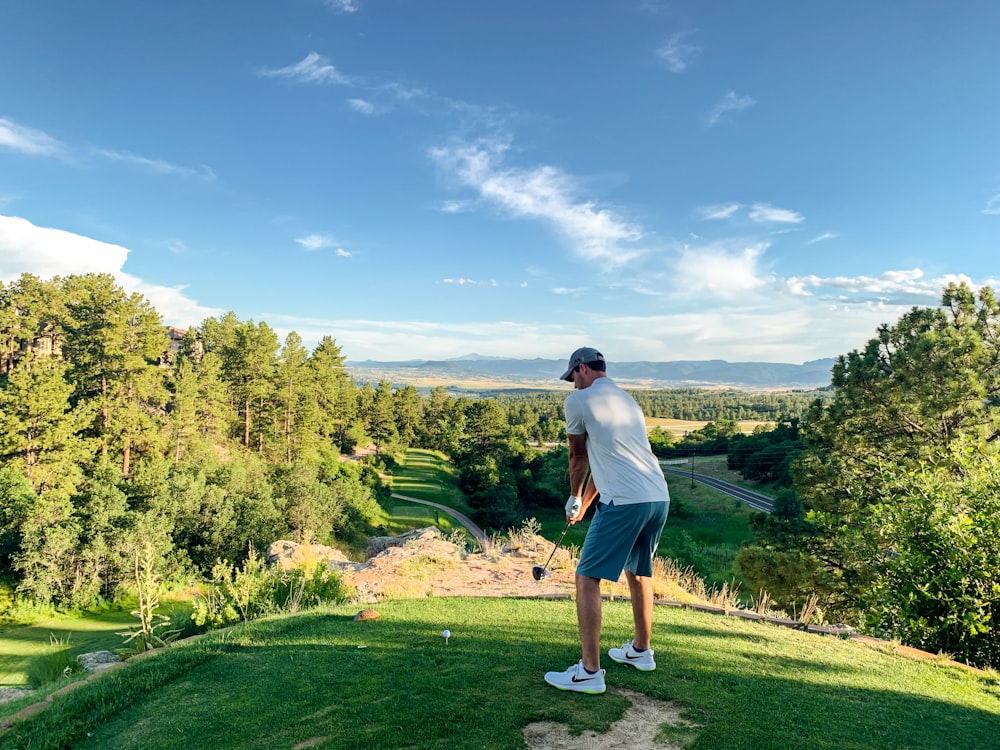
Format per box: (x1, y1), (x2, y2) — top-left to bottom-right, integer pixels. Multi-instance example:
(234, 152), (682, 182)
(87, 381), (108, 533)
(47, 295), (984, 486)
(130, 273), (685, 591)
(192, 547), (349, 630)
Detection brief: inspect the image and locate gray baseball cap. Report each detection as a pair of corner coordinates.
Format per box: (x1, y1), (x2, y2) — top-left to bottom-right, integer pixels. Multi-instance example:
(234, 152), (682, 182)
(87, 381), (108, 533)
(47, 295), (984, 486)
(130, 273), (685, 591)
(560, 347), (605, 381)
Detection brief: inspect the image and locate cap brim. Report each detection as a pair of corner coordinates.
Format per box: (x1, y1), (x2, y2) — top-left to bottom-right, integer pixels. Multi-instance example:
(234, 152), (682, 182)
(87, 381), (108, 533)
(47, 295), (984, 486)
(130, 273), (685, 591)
(559, 367), (575, 381)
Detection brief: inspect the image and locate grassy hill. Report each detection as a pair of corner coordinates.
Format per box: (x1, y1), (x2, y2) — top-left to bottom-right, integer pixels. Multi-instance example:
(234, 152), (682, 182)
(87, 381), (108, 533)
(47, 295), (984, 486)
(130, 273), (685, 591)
(1, 597), (998, 749)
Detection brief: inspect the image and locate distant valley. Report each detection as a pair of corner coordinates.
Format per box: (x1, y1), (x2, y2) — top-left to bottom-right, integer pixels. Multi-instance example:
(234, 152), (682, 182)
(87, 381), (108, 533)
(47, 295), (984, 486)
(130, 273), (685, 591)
(346, 355), (838, 392)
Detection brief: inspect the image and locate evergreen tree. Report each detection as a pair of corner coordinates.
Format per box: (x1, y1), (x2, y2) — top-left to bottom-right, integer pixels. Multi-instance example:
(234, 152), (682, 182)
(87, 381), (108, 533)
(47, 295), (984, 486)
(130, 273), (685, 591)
(0, 355), (90, 496)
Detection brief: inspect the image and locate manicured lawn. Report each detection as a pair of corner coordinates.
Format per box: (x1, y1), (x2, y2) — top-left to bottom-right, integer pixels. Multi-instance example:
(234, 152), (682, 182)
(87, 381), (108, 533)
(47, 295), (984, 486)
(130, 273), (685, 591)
(2, 598), (999, 749)
(389, 449), (468, 511)
(0, 598), (192, 688)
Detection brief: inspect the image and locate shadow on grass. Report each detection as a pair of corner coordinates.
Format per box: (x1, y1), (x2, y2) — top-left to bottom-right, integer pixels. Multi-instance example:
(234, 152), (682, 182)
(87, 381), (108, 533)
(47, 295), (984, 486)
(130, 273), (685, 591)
(2, 600), (999, 750)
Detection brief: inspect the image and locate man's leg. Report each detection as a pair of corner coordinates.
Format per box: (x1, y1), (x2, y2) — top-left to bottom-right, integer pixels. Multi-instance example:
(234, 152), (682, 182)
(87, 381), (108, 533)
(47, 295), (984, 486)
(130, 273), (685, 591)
(624, 569), (653, 650)
(576, 573), (603, 670)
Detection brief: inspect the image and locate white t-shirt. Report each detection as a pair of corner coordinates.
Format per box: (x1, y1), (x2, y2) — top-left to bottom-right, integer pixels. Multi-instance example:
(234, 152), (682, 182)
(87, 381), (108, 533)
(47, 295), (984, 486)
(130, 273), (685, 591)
(564, 377), (670, 506)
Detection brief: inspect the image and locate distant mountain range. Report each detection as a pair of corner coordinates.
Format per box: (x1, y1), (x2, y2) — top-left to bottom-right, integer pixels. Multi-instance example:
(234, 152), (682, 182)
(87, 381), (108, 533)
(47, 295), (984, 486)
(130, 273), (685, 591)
(345, 355), (838, 391)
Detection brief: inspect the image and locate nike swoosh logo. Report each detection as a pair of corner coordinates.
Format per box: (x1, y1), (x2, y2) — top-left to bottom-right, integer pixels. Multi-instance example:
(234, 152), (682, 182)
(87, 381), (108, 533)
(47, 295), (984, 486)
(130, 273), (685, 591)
(572, 673), (597, 682)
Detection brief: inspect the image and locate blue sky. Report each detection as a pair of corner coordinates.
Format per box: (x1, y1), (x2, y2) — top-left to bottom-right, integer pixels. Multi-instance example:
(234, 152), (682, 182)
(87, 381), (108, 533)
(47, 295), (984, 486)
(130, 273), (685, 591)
(1, 1), (998, 364)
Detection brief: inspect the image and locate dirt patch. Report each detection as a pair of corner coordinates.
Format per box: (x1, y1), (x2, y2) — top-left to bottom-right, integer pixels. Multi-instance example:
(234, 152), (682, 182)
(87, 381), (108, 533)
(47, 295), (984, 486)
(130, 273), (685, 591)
(342, 531), (578, 601)
(523, 689), (698, 749)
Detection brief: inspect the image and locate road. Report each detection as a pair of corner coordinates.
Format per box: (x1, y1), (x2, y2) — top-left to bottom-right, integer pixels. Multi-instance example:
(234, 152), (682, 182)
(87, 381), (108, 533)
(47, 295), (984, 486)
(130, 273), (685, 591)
(660, 464), (774, 513)
(390, 493), (487, 544)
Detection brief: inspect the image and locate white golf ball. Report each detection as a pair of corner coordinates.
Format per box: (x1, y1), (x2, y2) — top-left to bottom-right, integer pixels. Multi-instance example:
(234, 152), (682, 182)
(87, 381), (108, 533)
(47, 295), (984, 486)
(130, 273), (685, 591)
(442, 629), (451, 638)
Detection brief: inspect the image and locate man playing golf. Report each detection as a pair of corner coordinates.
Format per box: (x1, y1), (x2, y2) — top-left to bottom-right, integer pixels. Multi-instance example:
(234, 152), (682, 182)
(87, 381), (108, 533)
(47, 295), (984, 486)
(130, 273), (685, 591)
(544, 347), (671, 695)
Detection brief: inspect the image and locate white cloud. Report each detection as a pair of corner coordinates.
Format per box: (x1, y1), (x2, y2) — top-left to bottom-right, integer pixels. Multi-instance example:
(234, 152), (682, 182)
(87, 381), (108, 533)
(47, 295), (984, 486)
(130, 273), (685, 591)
(656, 31), (701, 73)
(93, 148), (216, 181)
(0, 117), (64, 156)
(260, 313), (581, 363)
(698, 203), (741, 220)
(0, 214), (221, 328)
(295, 234), (336, 251)
(347, 98), (376, 115)
(748, 203), (804, 224)
(439, 200), (470, 213)
(807, 231), (838, 245)
(323, 0), (359, 12)
(428, 138), (644, 267)
(785, 268), (938, 297)
(704, 91), (756, 126)
(983, 193), (1000, 215)
(0, 214), (128, 278)
(335, 248), (351, 257)
(443, 278), (497, 286)
(259, 265), (999, 365)
(258, 52), (351, 85)
(673, 242), (770, 299)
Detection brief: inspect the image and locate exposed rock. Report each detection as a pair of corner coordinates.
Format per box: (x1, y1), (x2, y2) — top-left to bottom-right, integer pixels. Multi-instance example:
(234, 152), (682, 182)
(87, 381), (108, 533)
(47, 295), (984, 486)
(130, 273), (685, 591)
(366, 526), (442, 558)
(341, 527), (576, 603)
(76, 650), (122, 673)
(267, 540), (353, 571)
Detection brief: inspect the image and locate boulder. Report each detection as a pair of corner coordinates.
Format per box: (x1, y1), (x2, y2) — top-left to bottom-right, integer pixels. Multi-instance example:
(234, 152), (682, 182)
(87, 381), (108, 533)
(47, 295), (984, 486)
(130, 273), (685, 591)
(267, 540), (353, 571)
(366, 526), (442, 558)
(77, 650), (122, 673)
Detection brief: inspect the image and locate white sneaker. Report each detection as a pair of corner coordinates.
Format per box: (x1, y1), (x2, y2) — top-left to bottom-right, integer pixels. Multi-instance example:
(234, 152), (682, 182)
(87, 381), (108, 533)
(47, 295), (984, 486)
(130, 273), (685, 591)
(543, 660), (606, 694)
(608, 640), (656, 671)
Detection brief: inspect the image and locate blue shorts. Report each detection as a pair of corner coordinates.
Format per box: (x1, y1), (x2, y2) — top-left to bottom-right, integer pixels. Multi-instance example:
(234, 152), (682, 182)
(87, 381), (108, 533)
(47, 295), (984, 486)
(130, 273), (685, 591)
(576, 500), (669, 581)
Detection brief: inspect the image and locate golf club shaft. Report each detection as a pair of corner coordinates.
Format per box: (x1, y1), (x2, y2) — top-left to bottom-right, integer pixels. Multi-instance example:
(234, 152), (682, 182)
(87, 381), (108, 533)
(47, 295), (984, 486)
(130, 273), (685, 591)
(542, 520), (571, 570)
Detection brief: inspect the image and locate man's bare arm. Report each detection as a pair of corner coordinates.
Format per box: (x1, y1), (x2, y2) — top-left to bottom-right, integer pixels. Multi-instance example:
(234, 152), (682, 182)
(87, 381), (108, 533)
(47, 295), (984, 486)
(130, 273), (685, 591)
(568, 433), (590, 498)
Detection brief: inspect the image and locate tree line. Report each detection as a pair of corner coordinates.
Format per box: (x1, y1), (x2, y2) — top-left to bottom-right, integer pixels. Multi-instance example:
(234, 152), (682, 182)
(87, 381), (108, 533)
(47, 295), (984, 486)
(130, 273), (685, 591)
(681, 284), (1000, 670)
(9, 271), (993, 670)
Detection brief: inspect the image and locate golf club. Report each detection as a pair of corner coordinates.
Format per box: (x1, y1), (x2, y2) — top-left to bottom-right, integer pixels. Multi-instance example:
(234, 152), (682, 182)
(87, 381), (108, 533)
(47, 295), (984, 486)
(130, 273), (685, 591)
(532, 520), (570, 580)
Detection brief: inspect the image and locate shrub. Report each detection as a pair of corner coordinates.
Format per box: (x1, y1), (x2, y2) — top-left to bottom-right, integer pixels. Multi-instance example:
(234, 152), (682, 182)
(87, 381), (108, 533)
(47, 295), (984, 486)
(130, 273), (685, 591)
(192, 545), (349, 630)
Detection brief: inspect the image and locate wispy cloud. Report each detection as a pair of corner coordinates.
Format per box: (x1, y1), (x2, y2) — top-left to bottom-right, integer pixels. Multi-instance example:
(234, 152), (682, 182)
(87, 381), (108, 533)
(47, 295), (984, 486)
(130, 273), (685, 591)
(698, 202), (741, 220)
(443, 278), (497, 286)
(704, 90), (755, 126)
(94, 148), (216, 181)
(748, 203), (804, 224)
(296, 233), (336, 251)
(982, 193), (1000, 215)
(0, 117), (65, 156)
(0, 214), (220, 327)
(335, 248), (351, 257)
(438, 200), (471, 213)
(807, 231), (838, 245)
(656, 31), (701, 73)
(347, 98), (376, 115)
(258, 52), (351, 85)
(322, 0), (359, 12)
(428, 137), (644, 267)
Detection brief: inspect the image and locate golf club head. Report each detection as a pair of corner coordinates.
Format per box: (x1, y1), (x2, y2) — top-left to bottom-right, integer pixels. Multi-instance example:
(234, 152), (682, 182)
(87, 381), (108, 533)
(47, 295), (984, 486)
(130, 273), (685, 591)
(531, 565), (551, 581)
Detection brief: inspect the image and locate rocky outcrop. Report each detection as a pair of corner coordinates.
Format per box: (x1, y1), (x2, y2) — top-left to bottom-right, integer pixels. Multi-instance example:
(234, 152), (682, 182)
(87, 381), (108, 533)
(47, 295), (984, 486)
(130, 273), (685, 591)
(266, 540), (354, 571)
(366, 526), (443, 558)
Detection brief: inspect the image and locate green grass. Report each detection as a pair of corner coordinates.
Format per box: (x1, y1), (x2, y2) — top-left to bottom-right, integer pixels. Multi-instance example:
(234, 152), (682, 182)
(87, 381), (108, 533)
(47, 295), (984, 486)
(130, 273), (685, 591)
(2, 598), (999, 749)
(0, 600), (194, 689)
(389, 449), (468, 511)
(380, 498), (464, 537)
